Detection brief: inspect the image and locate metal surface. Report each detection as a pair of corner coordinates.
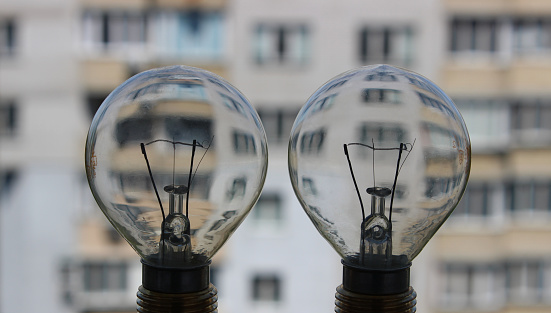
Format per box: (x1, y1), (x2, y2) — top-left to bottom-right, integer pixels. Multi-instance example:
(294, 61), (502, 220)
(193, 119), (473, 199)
(335, 285), (416, 313)
(137, 284), (218, 313)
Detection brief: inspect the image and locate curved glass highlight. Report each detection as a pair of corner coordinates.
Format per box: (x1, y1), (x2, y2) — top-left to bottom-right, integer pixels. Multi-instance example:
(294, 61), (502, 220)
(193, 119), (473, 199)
(86, 66), (268, 268)
(288, 65), (470, 269)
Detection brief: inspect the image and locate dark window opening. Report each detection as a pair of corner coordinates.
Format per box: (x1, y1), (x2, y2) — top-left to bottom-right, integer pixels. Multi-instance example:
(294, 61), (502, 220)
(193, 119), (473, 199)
(252, 274), (281, 302)
(359, 26), (413, 65)
(253, 193), (283, 222)
(82, 261), (128, 291)
(0, 18), (16, 56)
(0, 169), (18, 197)
(233, 130), (257, 154)
(165, 118), (213, 146)
(116, 117), (153, 146)
(255, 23), (309, 66)
(453, 183), (490, 218)
(450, 18), (497, 53)
(227, 177), (247, 200)
(0, 100), (17, 136)
(258, 108), (299, 144)
(86, 94), (107, 120)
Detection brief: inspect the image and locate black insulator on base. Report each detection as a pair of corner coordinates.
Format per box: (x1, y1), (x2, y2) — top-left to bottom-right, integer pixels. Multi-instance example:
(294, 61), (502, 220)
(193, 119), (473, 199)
(342, 258), (410, 295)
(141, 259), (210, 294)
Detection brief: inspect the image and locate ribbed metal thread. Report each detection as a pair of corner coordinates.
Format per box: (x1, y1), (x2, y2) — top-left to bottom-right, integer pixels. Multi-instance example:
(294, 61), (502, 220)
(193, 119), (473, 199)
(137, 284), (218, 313)
(335, 285), (416, 313)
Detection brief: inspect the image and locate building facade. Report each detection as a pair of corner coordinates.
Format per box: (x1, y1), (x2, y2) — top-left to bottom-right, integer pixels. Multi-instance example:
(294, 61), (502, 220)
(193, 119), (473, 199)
(434, 1), (551, 313)
(2, 0), (551, 312)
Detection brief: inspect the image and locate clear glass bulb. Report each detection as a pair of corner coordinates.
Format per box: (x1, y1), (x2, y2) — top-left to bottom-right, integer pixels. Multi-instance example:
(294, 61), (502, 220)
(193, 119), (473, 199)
(85, 66), (268, 268)
(288, 65), (470, 269)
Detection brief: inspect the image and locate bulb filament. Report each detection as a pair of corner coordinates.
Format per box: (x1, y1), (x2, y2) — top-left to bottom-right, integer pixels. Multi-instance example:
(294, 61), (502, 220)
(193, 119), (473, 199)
(141, 137), (213, 266)
(344, 140), (414, 267)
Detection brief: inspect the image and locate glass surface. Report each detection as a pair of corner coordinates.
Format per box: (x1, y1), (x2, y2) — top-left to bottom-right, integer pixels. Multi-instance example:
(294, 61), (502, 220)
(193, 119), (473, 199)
(86, 66), (268, 267)
(288, 65), (470, 269)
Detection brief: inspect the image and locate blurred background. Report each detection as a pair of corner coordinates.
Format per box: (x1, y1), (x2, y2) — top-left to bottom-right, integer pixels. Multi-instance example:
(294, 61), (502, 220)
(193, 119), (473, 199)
(1, 0), (551, 312)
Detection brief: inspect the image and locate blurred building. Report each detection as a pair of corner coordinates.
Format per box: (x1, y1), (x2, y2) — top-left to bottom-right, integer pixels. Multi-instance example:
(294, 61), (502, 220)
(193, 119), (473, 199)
(2, 0), (551, 312)
(433, 1), (551, 313)
(0, 0), (85, 312)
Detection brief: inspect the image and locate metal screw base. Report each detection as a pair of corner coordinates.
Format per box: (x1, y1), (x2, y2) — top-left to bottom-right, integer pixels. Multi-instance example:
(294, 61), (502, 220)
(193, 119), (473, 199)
(335, 285), (416, 313)
(137, 284), (218, 313)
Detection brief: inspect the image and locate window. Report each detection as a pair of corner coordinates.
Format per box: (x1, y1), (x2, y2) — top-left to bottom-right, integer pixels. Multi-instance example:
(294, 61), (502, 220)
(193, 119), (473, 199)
(233, 131), (257, 154)
(82, 261), (127, 291)
(82, 10), (147, 51)
(359, 26), (413, 65)
(452, 183), (490, 219)
(513, 18), (551, 54)
(326, 79), (348, 91)
(254, 23), (309, 66)
(0, 169), (18, 197)
(441, 263), (503, 310)
(302, 177), (317, 196)
(107, 227), (123, 243)
(418, 92), (456, 117)
(365, 72), (397, 82)
(0, 100), (17, 136)
(227, 177), (246, 200)
(425, 177), (454, 199)
(450, 18), (498, 53)
(119, 173), (152, 201)
(362, 89), (401, 104)
(506, 181), (551, 217)
(310, 95), (336, 114)
(360, 124), (406, 147)
(60, 261), (74, 305)
(455, 99), (509, 147)
(220, 93), (246, 116)
(258, 108), (299, 144)
(0, 18), (16, 56)
(155, 11), (224, 60)
(300, 128), (326, 154)
(506, 260), (549, 304)
(511, 101), (551, 135)
(86, 93), (107, 120)
(252, 274), (281, 302)
(115, 117), (153, 146)
(422, 123), (455, 151)
(252, 193), (283, 226)
(132, 81), (206, 102)
(165, 118), (213, 146)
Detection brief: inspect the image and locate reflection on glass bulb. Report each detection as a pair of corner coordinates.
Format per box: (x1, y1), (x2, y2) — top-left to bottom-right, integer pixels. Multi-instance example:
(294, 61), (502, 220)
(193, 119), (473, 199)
(289, 65), (470, 271)
(86, 66), (268, 271)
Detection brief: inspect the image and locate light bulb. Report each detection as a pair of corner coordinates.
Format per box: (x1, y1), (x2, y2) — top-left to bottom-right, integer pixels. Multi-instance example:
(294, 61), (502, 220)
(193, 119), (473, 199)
(85, 66), (268, 298)
(288, 65), (470, 306)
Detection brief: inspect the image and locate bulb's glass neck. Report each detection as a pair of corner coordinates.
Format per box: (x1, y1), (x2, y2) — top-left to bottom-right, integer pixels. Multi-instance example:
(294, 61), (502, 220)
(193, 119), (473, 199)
(367, 187), (390, 216)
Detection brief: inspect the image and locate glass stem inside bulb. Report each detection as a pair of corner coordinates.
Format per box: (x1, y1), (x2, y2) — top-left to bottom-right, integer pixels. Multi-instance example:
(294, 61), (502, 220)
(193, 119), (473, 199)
(161, 186), (192, 265)
(360, 187), (392, 267)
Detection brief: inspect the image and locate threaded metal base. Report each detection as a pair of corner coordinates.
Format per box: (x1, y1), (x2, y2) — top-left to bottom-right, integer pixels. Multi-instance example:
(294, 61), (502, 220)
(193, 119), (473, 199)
(335, 285), (416, 313)
(137, 284), (218, 313)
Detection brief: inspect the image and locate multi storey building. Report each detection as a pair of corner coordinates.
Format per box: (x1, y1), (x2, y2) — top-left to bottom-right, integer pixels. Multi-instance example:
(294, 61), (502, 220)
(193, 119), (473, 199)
(3, 0), (551, 312)
(0, 0), (84, 312)
(434, 1), (551, 313)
